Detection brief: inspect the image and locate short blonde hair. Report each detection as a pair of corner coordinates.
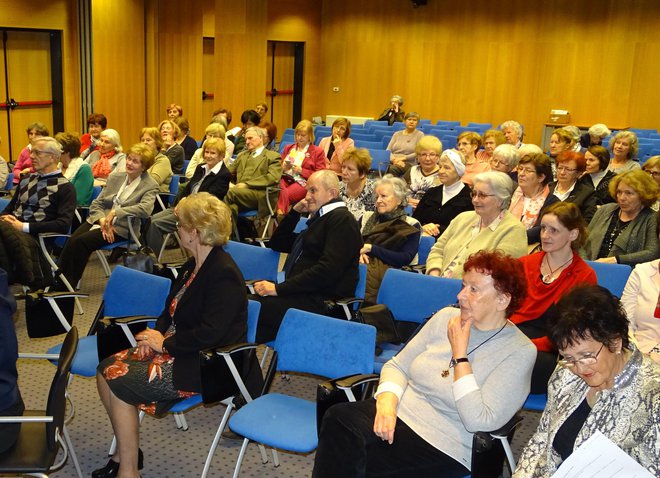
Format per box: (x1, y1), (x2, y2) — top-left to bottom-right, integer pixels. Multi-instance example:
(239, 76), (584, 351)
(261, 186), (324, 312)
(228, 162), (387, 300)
(295, 119), (315, 144)
(415, 135), (443, 155)
(140, 127), (164, 151)
(201, 137), (226, 158)
(176, 192), (232, 246)
(608, 169), (659, 208)
(158, 120), (182, 140)
(609, 131), (638, 160)
(643, 155), (660, 171)
(205, 123), (226, 139)
(482, 129), (506, 146)
(126, 143), (156, 170)
(341, 147), (372, 176)
(457, 131), (482, 149)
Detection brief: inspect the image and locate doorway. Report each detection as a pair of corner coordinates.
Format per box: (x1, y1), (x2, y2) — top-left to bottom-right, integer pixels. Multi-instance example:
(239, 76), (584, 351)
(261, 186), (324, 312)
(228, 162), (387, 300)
(0, 28), (63, 162)
(266, 41), (304, 139)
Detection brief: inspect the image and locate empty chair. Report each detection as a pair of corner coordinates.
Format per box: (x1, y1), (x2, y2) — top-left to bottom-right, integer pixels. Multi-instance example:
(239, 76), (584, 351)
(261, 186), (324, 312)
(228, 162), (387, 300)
(585, 260), (632, 297)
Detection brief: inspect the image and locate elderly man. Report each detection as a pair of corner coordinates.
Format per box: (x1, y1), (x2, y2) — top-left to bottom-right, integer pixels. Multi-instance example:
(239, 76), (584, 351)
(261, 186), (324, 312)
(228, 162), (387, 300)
(251, 170), (362, 342)
(490, 144), (521, 183)
(224, 126), (281, 232)
(501, 120), (525, 149)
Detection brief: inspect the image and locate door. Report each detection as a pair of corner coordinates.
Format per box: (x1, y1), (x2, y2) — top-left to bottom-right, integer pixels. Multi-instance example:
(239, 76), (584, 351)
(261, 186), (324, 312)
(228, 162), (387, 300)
(0, 29), (63, 162)
(266, 41), (304, 140)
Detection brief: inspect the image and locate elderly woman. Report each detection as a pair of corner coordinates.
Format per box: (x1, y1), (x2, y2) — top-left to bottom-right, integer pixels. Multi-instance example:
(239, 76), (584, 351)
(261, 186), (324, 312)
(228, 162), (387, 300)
(510, 202), (597, 393)
(562, 126), (583, 153)
(426, 171), (528, 278)
(93, 193), (248, 478)
(255, 102), (268, 120)
(185, 123), (234, 179)
(403, 135), (442, 207)
(501, 120), (524, 148)
(59, 144), (159, 288)
(583, 170), (659, 266)
(607, 130), (641, 174)
(579, 145), (616, 205)
(642, 155), (660, 211)
(514, 285), (659, 477)
(580, 123), (611, 149)
(86, 129), (126, 186)
(548, 128), (574, 162)
(359, 175), (421, 302)
(158, 120), (185, 174)
(413, 149), (473, 238)
(489, 144), (520, 182)
(339, 147), (375, 221)
(277, 119), (327, 215)
(377, 94), (405, 126)
(509, 153), (554, 243)
(314, 250), (536, 477)
(457, 131), (488, 187)
(477, 129), (506, 162)
(12, 122), (49, 184)
(140, 127), (173, 193)
(548, 151), (597, 223)
(174, 117), (198, 162)
(55, 132), (94, 206)
(319, 117), (355, 175)
(621, 259), (660, 364)
(386, 112), (424, 176)
(165, 103), (182, 121)
(80, 113), (107, 159)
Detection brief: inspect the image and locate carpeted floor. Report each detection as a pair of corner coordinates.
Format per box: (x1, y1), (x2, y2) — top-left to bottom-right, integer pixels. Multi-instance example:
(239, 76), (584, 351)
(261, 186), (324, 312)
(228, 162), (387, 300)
(10, 251), (541, 478)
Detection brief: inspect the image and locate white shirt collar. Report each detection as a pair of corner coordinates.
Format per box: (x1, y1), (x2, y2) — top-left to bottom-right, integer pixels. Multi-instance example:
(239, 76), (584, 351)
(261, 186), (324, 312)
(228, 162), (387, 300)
(319, 200), (346, 217)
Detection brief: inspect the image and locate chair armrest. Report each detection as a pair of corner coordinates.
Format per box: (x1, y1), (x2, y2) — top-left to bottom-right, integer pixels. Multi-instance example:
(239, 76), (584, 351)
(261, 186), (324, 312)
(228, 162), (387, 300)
(325, 373), (380, 401)
(41, 291), (89, 300)
(0, 416), (54, 423)
(101, 315), (159, 326)
(401, 264), (426, 274)
(205, 342), (259, 356)
(487, 412), (523, 438)
(18, 353), (60, 360)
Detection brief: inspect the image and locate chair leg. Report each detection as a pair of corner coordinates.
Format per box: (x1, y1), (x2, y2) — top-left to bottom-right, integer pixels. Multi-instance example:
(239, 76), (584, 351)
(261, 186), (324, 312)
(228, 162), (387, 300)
(62, 424), (84, 478)
(96, 250), (112, 277)
(497, 436), (517, 473)
(232, 438), (251, 478)
(201, 400), (235, 478)
(173, 412), (189, 431)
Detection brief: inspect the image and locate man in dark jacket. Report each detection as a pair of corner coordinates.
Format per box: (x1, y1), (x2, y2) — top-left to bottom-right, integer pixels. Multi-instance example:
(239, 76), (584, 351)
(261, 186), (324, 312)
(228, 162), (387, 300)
(252, 170), (362, 342)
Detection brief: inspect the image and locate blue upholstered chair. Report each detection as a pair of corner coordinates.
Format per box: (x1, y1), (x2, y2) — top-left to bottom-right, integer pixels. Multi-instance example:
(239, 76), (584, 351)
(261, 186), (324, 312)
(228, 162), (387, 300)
(585, 260), (632, 297)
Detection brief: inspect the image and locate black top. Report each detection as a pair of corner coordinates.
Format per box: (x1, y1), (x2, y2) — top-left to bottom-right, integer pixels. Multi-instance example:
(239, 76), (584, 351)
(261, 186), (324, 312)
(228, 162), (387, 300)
(553, 398), (591, 461)
(412, 184), (474, 236)
(176, 162), (232, 204)
(0, 269), (19, 412)
(578, 171), (617, 206)
(180, 135), (198, 162)
(548, 181), (598, 223)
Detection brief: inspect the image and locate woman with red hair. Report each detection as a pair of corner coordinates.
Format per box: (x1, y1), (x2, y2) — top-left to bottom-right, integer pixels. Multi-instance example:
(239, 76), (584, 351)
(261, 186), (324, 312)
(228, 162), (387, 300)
(548, 150), (598, 223)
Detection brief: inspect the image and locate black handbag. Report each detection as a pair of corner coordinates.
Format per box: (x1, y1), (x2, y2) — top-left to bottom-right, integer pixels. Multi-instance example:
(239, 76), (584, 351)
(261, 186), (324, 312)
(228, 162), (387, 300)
(316, 380), (350, 437)
(96, 317), (153, 361)
(24, 292), (74, 338)
(355, 304), (400, 344)
(199, 347), (264, 405)
(122, 247), (158, 273)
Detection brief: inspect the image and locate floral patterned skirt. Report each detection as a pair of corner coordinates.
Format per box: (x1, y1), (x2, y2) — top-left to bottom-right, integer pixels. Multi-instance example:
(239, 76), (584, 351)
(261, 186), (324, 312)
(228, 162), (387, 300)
(98, 348), (197, 417)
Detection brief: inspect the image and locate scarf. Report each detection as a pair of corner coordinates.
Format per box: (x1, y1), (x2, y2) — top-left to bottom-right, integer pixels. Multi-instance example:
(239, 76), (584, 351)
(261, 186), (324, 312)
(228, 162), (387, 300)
(92, 150), (117, 179)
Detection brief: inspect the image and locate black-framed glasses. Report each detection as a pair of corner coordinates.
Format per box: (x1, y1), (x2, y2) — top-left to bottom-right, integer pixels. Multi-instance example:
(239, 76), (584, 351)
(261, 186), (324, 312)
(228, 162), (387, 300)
(643, 169), (660, 178)
(557, 165), (578, 173)
(471, 191), (496, 199)
(557, 344), (604, 368)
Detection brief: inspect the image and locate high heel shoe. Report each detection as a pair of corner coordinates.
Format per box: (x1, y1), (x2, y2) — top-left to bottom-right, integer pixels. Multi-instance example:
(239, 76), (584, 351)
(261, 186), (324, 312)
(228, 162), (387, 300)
(91, 448), (144, 478)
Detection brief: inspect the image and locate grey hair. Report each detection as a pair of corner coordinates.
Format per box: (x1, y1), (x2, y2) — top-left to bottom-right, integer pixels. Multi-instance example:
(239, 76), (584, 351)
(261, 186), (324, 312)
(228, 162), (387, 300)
(391, 95), (404, 106)
(561, 125), (581, 142)
(518, 143), (544, 158)
(500, 120), (523, 139)
(33, 136), (63, 159)
(404, 112), (420, 121)
(588, 123), (611, 138)
(101, 129), (123, 153)
(310, 169), (340, 193)
(492, 144), (520, 170)
(245, 126), (267, 141)
(473, 171), (515, 210)
(374, 174), (409, 206)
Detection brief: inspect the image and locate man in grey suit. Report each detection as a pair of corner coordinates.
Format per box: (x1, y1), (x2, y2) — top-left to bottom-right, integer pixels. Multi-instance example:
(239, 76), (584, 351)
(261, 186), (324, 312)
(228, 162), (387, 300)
(224, 126), (282, 226)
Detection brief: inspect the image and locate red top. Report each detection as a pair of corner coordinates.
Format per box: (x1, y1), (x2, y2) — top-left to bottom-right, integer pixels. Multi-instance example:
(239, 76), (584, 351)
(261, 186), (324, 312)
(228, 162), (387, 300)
(510, 251), (597, 352)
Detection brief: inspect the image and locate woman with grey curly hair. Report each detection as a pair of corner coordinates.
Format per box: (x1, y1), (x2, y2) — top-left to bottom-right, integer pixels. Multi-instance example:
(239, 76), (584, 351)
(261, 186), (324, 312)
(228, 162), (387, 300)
(359, 175), (421, 302)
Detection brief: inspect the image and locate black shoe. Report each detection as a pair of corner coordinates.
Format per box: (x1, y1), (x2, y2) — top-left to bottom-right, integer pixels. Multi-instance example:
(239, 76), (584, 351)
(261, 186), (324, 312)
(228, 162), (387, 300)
(91, 448), (144, 478)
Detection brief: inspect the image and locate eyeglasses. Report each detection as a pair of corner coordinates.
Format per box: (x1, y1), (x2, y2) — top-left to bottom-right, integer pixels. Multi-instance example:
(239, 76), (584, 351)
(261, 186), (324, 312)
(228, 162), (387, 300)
(490, 159), (507, 167)
(419, 153), (439, 159)
(517, 167), (537, 175)
(471, 191), (496, 199)
(557, 344), (604, 368)
(644, 169), (660, 178)
(557, 166), (578, 173)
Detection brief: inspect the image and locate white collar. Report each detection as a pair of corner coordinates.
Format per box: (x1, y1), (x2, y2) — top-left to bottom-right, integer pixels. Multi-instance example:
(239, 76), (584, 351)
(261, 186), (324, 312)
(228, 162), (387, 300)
(319, 200), (346, 217)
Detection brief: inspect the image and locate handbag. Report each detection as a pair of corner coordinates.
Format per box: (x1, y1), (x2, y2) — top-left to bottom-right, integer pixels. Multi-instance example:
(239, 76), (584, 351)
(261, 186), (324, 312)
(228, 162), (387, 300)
(24, 292), (74, 338)
(316, 380), (350, 437)
(122, 246), (158, 273)
(355, 304), (400, 344)
(199, 347), (264, 405)
(96, 318), (152, 361)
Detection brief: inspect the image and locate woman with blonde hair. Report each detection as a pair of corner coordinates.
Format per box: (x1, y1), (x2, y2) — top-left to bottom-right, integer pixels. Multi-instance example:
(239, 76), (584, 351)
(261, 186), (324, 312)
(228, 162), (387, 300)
(319, 117), (355, 175)
(403, 135), (442, 207)
(339, 147), (375, 221)
(140, 127), (172, 192)
(457, 131), (488, 187)
(159, 119), (185, 174)
(608, 130), (641, 174)
(185, 123), (234, 178)
(477, 129), (506, 162)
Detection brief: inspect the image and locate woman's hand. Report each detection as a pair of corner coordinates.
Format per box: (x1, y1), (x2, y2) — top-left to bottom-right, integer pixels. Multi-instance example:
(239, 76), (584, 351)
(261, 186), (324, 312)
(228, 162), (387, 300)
(136, 328), (165, 354)
(360, 244), (372, 255)
(374, 392), (398, 444)
(359, 253), (370, 264)
(291, 164), (303, 175)
(447, 314), (471, 359)
(408, 198), (419, 208)
(422, 223), (440, 237)
(283, 159), (292, 173)
(332, 135), (342, 145)
(596, 257), (618, 264)
(254, 280), (277, 297)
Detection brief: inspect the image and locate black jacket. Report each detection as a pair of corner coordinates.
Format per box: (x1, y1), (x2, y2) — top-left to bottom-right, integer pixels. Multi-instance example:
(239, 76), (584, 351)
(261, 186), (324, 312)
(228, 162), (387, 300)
(412, 184), (474, 236)
(176, 162), (232, 204)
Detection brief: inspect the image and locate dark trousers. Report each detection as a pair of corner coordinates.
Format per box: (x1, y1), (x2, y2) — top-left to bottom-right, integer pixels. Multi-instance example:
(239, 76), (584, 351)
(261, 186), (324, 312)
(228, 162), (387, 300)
(0, 393), (25, 453)
(250, 293), (328, 343)
(58, 222), (126, 287)
(530, 351), (558, 394)
(313, 399), (469, 478)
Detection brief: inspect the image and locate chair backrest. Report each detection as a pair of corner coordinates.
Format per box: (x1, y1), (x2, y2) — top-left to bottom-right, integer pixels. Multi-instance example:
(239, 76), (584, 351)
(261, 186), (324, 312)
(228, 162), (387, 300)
(168, 175), (181, 204)
(417, 235), (436, 266)
(356, 263), (367, 300)
(368, 149), (390, 174)
(275, 309), (376, 378)
(0, 197), (10, 211)
(584, 260), (632, 297)
(377, 269), (462, 324)
(4, 172), (13, 190)
(246, 299), (260, 343)
(91, 185), (103, 202)
(46, 326), (78, 450)
(224, 240), (280, 282)
(103, 266), (172, 317)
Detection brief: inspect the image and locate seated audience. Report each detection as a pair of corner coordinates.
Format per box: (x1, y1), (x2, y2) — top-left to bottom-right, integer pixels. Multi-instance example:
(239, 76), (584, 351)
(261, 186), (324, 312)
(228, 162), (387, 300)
(457, 131), (488, 187)
(510, 202), (597, 393)
(159, 120), (185, 174)
(94, 193), (248, 478)
(313, 250), (536, 478)
(413, 149), (473, 238)
(144, 138), (231, 254)
(642, 155), (660, 211)
(579, 145), (616, 205)
(501, 120), (525, 148)
(261, 121), (278, 151)
(359, 176), (421, 302)
(386, 112), (424, 176)
(12, 122), (49, 184)
(549, 151), (597, 223)
(185, 123), (234, 179)
(276, 119), (327, 215)
(80, 113), (107, 159)
(228, 109), (261, 154)
(580, 123), (611, 149)
(251, 170), (361, 343)
(489, 144), (520, 182)
(0, 268), (22, 454)
(59, 144), (158, 287)
(319, 117), (355, 175)
(140, 127), (172, 192)
(165, 103), (182, 121)
(55, 132), (94, 206)
(513, 284), (659, 477)
(607, 130), (641, 174)
(255, 102), (268, 120)
(86, 129), (126, 186)
(621, 259), (660, 364)
(426, 171), (527, 278)
(211, 108), (232, 130)
(509, 153), (554, 243)
(338, 147), (375, 222)
(562, 126), (584, 153)
(583, 170), (659, 266)
(548, 128), (574, 169)
(224, 127), (281, 227)
(476, 128), (506, 162)
(377, 95), (405, 126)
(403, 135), (442, 208)
(174, 117), (198, 162)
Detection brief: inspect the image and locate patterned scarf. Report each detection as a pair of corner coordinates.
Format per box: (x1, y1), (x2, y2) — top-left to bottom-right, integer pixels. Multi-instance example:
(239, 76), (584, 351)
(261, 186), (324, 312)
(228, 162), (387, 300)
(92, 150), (117, 179)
